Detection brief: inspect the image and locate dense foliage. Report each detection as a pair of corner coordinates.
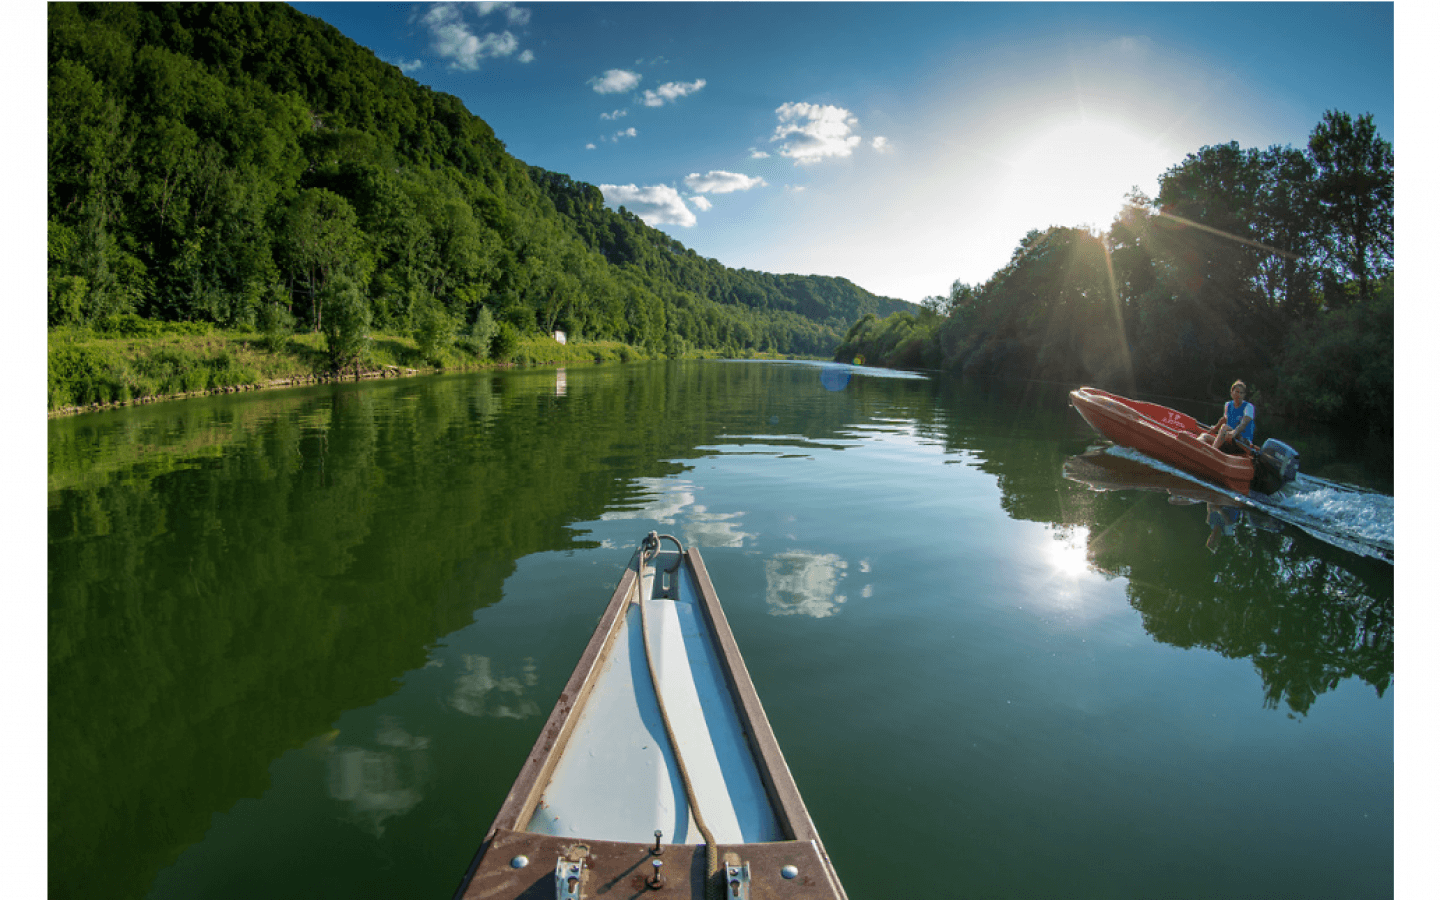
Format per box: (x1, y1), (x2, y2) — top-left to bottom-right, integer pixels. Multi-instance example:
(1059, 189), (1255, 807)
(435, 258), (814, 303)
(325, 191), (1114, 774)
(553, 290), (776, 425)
(837, 112), (1394, 428)
(47, 1), (912, 378)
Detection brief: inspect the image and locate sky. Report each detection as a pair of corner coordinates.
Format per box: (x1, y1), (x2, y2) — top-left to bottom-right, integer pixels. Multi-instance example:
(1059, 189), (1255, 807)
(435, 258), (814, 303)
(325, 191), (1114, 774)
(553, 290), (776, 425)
(290, 1), (1398, 304)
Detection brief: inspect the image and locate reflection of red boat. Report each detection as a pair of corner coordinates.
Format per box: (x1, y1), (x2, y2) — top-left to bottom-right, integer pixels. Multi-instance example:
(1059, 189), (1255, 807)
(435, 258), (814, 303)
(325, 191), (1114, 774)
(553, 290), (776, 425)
(1069, 387), (1298, 495)
(1062, 450), (1238, 507)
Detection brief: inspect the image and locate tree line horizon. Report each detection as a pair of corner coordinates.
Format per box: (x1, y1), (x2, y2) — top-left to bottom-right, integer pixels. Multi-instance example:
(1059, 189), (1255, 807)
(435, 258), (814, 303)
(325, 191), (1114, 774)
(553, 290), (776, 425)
(48, 1), (915, 378)
(838, 109), (1392, 430)
(48, 3), (1392, 432)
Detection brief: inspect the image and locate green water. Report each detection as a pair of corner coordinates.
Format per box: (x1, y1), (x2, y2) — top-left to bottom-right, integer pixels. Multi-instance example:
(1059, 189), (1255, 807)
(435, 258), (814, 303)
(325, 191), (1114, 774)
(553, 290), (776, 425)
(47, 360), (1394, 899)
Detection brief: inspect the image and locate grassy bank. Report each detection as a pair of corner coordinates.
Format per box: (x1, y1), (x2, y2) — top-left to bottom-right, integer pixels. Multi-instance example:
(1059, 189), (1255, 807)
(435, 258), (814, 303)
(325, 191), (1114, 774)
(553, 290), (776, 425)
(47, 321), (802, 417)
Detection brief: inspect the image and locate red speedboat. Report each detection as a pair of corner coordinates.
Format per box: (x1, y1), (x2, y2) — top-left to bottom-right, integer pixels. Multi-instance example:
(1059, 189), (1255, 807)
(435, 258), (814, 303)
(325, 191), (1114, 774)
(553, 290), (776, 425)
(1069, 386), (1298, 495)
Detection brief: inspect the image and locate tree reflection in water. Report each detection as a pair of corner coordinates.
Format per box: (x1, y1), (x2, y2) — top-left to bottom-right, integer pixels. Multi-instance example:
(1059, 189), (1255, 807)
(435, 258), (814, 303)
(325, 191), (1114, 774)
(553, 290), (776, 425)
(1061, 450), (1392, 717)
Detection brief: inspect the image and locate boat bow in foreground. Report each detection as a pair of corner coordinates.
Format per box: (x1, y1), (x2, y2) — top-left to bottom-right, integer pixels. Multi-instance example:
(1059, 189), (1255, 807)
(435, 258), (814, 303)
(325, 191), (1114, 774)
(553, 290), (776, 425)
(451, 533), (847, 900)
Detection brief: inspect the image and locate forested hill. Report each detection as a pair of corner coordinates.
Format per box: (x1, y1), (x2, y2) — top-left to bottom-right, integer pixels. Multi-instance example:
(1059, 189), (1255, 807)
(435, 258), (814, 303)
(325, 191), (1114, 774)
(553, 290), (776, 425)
(526, 166), (911, 327)
(47, 2), (913, 360)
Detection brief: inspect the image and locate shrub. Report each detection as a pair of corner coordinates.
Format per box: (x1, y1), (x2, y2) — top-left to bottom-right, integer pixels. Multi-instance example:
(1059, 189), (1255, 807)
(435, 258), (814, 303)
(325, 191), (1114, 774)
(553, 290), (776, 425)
(49, 275), (88, 327)
(48, 343), (134, 408)
(414, 297), (457, 366)
(258, 293), (295, 353)
(95, 313), (213, 338)
(468, 306), (497, 359)
(491, 321), (519, 362)
(322, 274), (371, 371)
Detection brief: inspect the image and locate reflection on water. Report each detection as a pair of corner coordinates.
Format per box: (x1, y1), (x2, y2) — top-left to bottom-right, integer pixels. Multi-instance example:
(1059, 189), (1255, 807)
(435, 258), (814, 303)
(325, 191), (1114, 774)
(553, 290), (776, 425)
(326, 717), (431, 839)
(764, 550), (849, 617)
(46, 362), (1393, 900)
(449, 655), (541, 719)
(602, 476), (697, 526)
(1206, 502), (1243, 551)
(601, 476), (755, 548)
(1062, 448), (1392, 717)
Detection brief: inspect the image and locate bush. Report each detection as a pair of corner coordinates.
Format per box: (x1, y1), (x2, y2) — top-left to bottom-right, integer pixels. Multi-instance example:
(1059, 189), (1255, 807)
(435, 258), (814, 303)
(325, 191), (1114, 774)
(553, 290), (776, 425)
(49, 275), (88, 327)
(468, 306), (497, 359)
(258, 294), (295, 353)
(48, 343), (135, 408)
(1275, 278), (1393, 425)
(135, 347), (205, 394)
(413, 297), (457, 366)
(95, 313), (213, 338)
(491, 321), (519, 362)
(322, 274), (371, 371)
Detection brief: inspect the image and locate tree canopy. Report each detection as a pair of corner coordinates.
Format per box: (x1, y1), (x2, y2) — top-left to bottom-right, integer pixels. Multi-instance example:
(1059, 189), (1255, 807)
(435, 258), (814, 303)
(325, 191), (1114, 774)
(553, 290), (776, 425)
(47, 2), (914, 362)
(837, 112), (1393, 428)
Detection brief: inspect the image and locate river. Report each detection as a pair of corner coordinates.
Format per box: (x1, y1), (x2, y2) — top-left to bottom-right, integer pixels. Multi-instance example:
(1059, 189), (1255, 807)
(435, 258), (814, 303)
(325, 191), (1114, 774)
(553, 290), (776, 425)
(46, 360), (1396, 899)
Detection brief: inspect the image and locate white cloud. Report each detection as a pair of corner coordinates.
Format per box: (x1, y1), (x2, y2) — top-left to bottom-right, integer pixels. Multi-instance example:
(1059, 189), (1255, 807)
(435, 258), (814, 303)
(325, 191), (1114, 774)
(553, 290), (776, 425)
(749, 148), (771, 159)
(585, 142), (597, 150)
(420, 2), (529, 70)
(590, 68), (642, 94)
(683, 170), (767, 194)
(475, 1), (530, 26)
(390, 57), (424, 73)
(771, 101), (862, 164)
(690, 195), (713, 211)
(642, 78), (707, 107)
(518, 49), (534, 63)
(871, 135), (892, 152)
(601, 109), (628, 121)
(609, 127), (637, 142)
(599, 184), (697, 227)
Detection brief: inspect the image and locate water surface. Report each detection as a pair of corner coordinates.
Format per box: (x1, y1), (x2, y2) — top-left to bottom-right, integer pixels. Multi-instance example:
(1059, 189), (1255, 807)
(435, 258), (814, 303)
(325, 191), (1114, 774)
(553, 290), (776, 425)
(47, 360), (1394, 899)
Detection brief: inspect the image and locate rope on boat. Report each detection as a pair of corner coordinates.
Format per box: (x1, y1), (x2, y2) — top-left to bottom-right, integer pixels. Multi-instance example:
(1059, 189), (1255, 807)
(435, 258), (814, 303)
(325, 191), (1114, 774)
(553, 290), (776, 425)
(637, 531), (722, 900)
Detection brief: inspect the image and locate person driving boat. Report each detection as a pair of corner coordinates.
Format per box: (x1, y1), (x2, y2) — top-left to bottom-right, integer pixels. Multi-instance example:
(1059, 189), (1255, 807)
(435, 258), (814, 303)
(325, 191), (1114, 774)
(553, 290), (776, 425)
(1206, 380), (1254, 449)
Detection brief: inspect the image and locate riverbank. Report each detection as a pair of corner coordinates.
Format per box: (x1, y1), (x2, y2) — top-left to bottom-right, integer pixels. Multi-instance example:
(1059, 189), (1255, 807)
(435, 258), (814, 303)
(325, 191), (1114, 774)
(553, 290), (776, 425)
(46, 324), (805, 418)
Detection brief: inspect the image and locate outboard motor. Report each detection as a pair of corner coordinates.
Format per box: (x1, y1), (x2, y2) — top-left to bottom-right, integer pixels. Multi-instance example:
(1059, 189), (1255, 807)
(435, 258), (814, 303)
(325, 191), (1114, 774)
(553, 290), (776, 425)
(1251, 438), (1300, 494)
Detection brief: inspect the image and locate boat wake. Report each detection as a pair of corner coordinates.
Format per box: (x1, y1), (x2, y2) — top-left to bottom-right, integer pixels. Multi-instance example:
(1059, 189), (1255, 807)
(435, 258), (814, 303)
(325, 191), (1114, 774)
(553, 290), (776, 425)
(1104, 446), (1394, 564)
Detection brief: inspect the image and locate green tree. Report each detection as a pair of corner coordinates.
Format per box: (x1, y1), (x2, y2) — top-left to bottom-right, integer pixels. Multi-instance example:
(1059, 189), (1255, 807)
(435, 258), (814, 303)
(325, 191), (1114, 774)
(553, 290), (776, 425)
(462, 305), (498, 359)
(321, 273), (370, 371)
(1307, 110), (1393, 305)
(1252, 145), (1321, 320)
(278, 188), (370, 332)
(491, 320), (519, 362)
(413, 292), (457, 365)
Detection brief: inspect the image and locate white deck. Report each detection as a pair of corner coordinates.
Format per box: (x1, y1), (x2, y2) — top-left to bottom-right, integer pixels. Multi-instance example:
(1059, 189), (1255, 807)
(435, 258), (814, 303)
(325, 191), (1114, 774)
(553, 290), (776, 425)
(525, 557), (784, 844)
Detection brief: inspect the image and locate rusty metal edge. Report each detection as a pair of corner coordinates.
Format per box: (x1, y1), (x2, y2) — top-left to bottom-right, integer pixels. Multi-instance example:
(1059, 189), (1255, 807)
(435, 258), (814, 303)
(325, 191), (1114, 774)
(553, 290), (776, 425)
(450, 556), (640, 900)
(684, 547), (850, 900)
(465, 828), (844, 899)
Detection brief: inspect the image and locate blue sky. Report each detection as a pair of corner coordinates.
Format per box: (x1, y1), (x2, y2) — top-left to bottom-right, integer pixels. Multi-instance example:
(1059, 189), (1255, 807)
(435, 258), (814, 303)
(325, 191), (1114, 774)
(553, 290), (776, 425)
(292, 2), (1397, 304)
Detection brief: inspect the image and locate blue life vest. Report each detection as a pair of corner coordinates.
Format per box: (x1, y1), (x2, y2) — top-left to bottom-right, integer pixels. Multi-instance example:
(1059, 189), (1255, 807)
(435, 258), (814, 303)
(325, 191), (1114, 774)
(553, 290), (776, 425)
(1226, 401), (1255, 444)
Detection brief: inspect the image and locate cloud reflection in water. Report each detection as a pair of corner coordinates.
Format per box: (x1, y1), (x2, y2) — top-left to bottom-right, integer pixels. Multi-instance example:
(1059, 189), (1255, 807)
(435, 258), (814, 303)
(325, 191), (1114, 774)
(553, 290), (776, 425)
(765, 550), (848, 618)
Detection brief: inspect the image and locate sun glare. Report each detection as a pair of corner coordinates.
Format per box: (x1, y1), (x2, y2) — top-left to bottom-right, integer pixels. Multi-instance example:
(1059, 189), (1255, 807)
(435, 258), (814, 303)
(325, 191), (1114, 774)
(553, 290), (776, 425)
(1007, 118), (1171, 230)
(1044, 525), (1093, 579)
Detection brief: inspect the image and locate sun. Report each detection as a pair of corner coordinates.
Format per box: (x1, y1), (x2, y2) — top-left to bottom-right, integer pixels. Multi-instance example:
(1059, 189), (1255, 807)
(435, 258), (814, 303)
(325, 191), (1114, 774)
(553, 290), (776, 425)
(1006, 117), (1173, 230)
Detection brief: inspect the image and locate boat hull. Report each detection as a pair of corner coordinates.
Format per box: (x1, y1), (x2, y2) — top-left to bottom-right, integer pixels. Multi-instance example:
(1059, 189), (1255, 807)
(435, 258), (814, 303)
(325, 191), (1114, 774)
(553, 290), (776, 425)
(451, 538), (847, 900)
(1069, 387), (1254, 494)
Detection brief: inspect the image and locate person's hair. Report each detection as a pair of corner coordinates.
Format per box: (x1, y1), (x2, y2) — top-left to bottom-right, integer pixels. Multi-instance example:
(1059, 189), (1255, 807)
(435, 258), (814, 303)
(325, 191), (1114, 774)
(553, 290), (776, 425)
(1231, 380), (1246, 393)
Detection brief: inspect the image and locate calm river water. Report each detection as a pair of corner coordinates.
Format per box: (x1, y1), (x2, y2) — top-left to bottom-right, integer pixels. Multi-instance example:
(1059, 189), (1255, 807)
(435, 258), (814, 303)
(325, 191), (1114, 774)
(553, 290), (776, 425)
(47, 360), (1395, 899)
